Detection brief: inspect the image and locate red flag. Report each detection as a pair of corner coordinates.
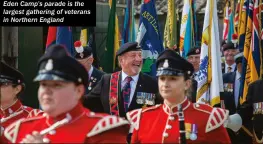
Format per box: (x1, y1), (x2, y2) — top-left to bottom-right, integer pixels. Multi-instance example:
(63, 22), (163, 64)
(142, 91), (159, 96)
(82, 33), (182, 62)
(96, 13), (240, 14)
(46, 27), (57, 49)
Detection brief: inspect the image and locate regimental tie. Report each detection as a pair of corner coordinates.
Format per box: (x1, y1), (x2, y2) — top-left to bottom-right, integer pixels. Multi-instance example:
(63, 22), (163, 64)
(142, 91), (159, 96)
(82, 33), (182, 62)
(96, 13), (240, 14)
(122, 76), (133, 112)
(227, 66), (232, 73)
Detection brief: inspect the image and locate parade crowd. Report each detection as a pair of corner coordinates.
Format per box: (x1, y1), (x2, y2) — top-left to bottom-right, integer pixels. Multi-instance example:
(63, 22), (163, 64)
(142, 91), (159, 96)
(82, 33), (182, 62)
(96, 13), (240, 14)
(0, 40), (263, 144)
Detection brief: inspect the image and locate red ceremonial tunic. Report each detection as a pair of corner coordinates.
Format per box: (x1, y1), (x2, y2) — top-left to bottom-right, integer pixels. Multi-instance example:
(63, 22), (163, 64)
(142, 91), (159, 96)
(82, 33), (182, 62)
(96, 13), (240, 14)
(127, 98), (231, 144)
(0, 100), (43, 143)
(3, 103), (130, 143)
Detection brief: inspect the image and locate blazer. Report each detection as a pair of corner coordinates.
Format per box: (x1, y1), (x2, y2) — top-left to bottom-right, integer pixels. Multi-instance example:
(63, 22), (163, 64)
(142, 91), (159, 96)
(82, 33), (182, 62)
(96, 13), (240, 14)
(82, 67), (105, 108)
(86, 72), (162, 117)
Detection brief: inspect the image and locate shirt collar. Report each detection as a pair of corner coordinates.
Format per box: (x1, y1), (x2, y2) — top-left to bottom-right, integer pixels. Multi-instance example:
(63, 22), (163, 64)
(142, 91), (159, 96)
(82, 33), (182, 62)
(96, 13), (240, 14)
(46, 103), (86, 125)
(1, 100), (23, 117)
(162, 97), (190, 115)
(88, 66), (94, 78)
(121, 71), (139, 83)
(225, 62), (236, 70)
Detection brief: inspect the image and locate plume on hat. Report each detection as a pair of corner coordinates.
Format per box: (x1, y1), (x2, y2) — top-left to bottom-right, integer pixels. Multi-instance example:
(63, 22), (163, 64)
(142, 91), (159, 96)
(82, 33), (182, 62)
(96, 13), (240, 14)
(231, 34), (238, 47)
(74, 41), (84, 53)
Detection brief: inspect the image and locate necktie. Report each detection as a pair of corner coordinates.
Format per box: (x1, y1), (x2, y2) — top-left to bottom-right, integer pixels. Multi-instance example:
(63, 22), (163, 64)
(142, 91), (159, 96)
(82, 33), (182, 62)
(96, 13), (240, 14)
(227, 66), (232, 73)
(122, 77), (133, 112)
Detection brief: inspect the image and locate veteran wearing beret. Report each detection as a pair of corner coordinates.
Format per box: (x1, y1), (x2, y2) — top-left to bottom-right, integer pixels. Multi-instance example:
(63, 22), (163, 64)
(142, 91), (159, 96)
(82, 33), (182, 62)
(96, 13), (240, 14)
(0, 61), (43, 143)
(3, 45), (129, 143)
(86, 42), (162, 117)
(187, 47), (201, 79)
(221, 40), (239, 74)
(74, 41), (105, 108)
(222, 52), (253, 144)
(127, 49), (231, 143)
(186, 47), (201, 103)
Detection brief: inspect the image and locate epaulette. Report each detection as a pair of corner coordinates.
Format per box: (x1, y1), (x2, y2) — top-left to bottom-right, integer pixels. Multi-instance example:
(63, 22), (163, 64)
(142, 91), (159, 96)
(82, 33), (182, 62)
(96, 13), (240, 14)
(4, 115), (45, 143)
(27, 109), (44, 118)
(87, 115), (129, 137)
(127, 105), (161, 131)
(193, 103), (229, 132)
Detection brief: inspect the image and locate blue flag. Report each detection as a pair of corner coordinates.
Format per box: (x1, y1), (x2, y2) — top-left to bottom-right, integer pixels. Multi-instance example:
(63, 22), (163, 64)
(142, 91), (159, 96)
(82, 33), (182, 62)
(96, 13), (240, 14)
(137, 0), (164, 77)
(56, 26), (75, 56)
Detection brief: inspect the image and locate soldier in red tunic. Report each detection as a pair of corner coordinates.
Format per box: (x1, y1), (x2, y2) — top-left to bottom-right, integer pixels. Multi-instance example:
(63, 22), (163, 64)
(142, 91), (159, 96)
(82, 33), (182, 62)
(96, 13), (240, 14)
(3, 45), (129, 143)
(127, 49), (231, 143)
(0, 61), (43, 143)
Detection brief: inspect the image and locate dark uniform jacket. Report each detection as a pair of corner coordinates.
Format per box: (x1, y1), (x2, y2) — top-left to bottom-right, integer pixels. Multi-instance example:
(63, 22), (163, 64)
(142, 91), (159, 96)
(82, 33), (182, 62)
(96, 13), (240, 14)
(238, 79), (263, 144)
(223, 72), (238, 115)
(223, 72), (253, 144)
(82, 67), (105, 108)
(86, 72), (162, 118)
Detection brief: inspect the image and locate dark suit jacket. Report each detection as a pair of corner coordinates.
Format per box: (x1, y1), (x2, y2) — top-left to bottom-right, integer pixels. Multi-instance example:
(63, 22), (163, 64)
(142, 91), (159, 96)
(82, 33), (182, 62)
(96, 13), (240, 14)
(238, 79), (263, 143)
(223, 72), (238, 115)
(82, 67), (105, 108)
(86, 72), (162, 117)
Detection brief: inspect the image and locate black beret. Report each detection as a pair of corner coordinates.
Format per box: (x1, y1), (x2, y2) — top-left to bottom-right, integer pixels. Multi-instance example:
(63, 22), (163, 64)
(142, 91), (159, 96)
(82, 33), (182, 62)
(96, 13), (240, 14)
(234, 52), (243, 64)
(116, 42), (141, 56)
(74, 41), (92, 59)
(222, 42), (237, 51)
(221, 40), (227, 47)
(0, 61), (24, 84)
(187, 47), (201, 57)
(156, 49), (194, 77)
(34, 44), (88, 86)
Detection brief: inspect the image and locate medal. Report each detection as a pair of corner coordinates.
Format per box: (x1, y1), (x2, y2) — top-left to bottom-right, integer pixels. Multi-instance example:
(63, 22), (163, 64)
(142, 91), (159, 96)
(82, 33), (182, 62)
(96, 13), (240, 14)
(88, 87), (91, 90)
(185, 123), (191, 139)
(190, 124), (198, 141)
(190, 133), (197, 141)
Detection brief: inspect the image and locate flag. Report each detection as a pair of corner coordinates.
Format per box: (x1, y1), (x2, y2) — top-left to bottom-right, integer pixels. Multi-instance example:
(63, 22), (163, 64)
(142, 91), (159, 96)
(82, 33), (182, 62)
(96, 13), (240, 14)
(80, 27), (88, 47)
(240, 0), (262, 104)
(238, 0), (248, 52)
(234, 0), (242, 33)
(196, 0), (223, 107)
(122, 0), (136, 44)
(46, 26), (74, 56)
(163, 0), (178, 50)
(56, 27), (74, 56)
(46, 27), (57, 49)
(101, 0), (120, 72)
(179, 0), (194, 58)
(222, 1), (230, 41)
(79, 27), (100, 68)
(228, 0), (235, 41)
(136, 0), (164, 76)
